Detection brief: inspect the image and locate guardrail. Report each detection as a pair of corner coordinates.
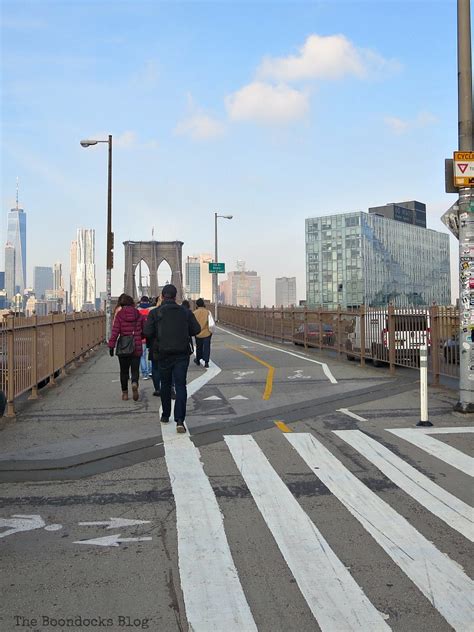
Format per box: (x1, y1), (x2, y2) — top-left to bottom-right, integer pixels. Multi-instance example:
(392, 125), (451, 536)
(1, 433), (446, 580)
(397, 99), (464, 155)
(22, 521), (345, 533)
(217, 304), (460, 383)
(0, 312), (106, 417)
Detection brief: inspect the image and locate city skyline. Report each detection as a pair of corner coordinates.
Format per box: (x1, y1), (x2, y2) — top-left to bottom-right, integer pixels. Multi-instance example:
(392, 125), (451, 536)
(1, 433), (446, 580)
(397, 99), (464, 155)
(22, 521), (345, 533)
(1, 1), (463, 306)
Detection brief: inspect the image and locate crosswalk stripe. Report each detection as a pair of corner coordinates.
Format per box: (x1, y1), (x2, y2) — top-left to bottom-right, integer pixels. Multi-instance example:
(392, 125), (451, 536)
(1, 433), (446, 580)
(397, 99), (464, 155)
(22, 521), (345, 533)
(286, 433), (474, 632)
(387, 428), (474, 477)
(334, 430), (474, 542)
(162, 428), (256, 632)
(415, 427), (474, 435)
(225, 434), (391, 631)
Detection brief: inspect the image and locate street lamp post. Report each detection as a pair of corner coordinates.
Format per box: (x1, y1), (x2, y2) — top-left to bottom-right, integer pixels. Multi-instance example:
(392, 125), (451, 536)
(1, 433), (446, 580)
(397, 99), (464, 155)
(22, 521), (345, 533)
(214, 212), (233, 322)
(80, 135), (113, 341)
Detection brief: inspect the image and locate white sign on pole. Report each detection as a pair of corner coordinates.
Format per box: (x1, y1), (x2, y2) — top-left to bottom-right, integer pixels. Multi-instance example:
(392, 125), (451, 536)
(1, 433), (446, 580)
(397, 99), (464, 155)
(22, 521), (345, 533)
(441, 202), (460, 239)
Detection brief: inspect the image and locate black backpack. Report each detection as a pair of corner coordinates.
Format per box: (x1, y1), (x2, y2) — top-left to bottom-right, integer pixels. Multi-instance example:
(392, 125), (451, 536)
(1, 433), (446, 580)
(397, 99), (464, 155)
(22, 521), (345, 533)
(154, 303), (192, 356)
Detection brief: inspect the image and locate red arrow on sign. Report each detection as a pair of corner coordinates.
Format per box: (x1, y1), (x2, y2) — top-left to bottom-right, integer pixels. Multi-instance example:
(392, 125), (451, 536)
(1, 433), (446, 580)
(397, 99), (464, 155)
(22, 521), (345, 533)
(457, 163), (469, 173)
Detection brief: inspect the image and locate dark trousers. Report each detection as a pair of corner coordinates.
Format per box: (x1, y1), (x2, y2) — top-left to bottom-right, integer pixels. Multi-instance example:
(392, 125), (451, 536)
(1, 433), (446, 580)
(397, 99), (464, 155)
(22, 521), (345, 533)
(158, 355), (189, 421)
(151, 359), (161, 392)
(118, 356), (140, 392)
(195, 335), (211, 363)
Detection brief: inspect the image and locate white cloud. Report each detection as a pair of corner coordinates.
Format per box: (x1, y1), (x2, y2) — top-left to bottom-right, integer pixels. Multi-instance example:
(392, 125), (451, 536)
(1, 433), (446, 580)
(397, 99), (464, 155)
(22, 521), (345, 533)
(114, 131), (138, 148)
(175, 113), (225, 140)
(225, 81), (309, 124)
(384, 110), (438, 135)
(257, 34), (397, 82)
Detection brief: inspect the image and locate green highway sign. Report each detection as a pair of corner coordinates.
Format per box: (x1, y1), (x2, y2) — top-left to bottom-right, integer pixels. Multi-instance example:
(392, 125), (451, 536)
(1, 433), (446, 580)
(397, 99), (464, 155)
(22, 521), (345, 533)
(209, 262), (225, 273)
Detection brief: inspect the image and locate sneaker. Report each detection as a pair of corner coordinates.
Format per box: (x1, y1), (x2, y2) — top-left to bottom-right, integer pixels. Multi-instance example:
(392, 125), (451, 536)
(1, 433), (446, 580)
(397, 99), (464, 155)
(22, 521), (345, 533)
(171, 387), (176, 400)
(153, 390), (161, 397)
(143, 375), (150, 380)
(193, 359), (200, 366)
(160, 415), (169, 423)
(204, 362), (209, 368)
(132, 382), (139, 401)
(122, 391), (129, 401)
(176, 420), (186, 433)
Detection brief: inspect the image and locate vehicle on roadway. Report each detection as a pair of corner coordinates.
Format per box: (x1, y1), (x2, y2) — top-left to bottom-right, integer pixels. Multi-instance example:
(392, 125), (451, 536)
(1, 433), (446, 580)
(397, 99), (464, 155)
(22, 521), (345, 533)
(293, 322), (334, 346)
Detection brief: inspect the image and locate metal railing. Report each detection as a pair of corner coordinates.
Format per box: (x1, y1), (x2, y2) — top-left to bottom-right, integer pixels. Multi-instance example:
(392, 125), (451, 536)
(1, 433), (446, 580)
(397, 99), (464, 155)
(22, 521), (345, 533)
(218, 304), (460, 383)
(0, 312), (106, 417)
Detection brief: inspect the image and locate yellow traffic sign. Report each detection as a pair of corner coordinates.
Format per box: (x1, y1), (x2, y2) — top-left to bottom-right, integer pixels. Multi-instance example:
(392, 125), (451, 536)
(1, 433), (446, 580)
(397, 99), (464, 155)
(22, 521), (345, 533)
(453, 151), (474, 187)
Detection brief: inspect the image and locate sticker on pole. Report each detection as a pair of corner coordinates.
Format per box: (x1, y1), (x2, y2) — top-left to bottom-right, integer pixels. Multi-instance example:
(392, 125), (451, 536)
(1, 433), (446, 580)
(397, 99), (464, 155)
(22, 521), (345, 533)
(453, 152), (474, 187)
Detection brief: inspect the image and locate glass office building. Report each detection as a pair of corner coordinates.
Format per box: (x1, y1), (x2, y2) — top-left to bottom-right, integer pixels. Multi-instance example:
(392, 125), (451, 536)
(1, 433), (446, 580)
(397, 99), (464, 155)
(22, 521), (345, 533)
(305, 211), (450, 308)
(5, 206), (26, 295)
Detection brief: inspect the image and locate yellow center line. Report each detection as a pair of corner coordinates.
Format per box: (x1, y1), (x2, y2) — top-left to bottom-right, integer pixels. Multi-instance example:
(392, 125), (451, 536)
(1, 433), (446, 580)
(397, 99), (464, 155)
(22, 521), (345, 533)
(227, 345), (275, 400)
(274, 420), (292, 433)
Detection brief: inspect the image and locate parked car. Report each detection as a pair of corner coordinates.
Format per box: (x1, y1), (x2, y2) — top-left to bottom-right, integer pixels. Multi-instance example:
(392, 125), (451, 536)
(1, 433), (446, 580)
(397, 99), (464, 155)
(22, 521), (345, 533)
(294, 323), (334, 346)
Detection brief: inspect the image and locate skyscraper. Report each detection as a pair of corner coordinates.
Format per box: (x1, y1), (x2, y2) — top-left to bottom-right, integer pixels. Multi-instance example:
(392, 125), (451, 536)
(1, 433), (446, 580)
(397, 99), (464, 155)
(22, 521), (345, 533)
(219, 262), (261, 307)
(185, 254), (213, 301)
(33, 266), (54, 300)
(70, 241), (77, 310)
(74, 229), (96, 310)
(53, 262), (63, 291)
(305, 210), (450, 309)
(4, 187), (27, 296)
(275, 277), (297, 307)
(4, 244), (15, 299)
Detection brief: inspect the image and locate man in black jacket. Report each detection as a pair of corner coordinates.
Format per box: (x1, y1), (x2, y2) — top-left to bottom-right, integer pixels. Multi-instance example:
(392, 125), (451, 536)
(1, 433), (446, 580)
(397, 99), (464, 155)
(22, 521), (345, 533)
(144, 284), (201, 433)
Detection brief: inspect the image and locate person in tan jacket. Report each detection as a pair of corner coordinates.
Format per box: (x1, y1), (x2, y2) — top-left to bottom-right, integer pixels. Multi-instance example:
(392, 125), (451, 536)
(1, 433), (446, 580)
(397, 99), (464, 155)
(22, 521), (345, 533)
(193, 298), (214, 368)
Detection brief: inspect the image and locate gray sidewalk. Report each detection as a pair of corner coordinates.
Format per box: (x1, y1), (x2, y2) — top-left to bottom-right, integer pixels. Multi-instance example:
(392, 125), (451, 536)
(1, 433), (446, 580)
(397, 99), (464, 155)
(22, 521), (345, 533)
(0, 343), (468, 476)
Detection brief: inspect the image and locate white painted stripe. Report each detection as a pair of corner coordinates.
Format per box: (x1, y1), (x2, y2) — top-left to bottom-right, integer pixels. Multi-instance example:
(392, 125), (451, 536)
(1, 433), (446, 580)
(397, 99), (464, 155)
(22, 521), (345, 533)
(161, 359), (256, 631)
(286, 433), (474, 631)
(337, 408), (367, 422)
(334, 430), (474, 542)
(387, 428), (474, 477)
(217, 326), (338, 384)
(225, 434), (390, 632)
(414, 427), (474, 435)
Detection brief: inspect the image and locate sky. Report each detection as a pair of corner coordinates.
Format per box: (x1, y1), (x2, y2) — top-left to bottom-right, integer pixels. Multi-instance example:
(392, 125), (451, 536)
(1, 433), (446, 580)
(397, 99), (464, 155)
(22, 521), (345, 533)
(0, 0), (464, 306)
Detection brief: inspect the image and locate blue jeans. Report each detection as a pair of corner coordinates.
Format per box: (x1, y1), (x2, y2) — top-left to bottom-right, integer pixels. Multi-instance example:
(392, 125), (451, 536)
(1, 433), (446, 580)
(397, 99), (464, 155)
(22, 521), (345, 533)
(140, 343), (152, 376)
(158, 355), (189, 421)
(196, 335), (211, 363)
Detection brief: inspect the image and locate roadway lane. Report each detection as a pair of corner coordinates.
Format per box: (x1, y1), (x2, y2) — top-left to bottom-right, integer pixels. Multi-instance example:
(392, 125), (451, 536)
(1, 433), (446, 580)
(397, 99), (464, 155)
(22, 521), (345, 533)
(0, 328), (472, 632)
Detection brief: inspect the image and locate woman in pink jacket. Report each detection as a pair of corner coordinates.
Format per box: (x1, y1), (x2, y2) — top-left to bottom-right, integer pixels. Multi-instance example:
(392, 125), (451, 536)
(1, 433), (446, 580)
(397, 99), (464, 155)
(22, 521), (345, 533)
(108, 294), (145, 401)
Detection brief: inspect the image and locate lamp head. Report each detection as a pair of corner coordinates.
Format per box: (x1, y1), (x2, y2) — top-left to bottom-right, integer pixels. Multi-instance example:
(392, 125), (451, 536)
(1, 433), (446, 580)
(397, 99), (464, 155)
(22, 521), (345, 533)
(224, 215), (233, 220)
(80, 140), (98, 147)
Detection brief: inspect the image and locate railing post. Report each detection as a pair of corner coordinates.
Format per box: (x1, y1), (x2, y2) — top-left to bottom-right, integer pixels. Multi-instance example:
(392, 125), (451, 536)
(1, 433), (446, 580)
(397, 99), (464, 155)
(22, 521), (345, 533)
(5, 315), (15, 417)
(29, 315), (39, 399)
(304, 307), (308, 348)
(360, 305), (366, 367)
(49, 313), (56, 385)
(272, 307), (275, 339)
(337, 304), (342, 355)
(281, 307), (284, 343)
(318, 309), (323, 350)
(388, 304), (396, 374)
(291, 308), (295, 345)
(429, 304), (440, 385)
(62, 312), (68, 376)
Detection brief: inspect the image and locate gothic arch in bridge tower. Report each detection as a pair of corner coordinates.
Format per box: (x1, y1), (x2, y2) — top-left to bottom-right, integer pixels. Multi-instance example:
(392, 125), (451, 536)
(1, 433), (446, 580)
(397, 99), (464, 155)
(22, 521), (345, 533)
(123, 241), (184, 301)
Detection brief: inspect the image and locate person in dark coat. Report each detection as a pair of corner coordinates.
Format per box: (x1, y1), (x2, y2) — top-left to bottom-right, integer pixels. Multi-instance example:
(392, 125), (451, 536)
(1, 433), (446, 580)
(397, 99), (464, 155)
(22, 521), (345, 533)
(108, 294), (145, 401)
(144, 284), (201, 433)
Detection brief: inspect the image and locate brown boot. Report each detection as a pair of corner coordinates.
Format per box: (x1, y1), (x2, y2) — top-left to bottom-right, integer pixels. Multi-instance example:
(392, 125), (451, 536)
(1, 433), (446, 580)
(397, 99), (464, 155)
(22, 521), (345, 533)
(122, 391), (129, 401)
(132, 382), (139, 401)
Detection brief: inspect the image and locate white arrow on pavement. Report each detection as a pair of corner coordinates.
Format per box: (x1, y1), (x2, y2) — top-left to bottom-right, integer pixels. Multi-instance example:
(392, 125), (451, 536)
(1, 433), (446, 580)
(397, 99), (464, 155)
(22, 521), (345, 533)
(0, 514), (46, 538)
(78, 518), (151, 530)
(230, 395), (249, 400)
(74, 534), (152, 547)
(288, 370), (311, 380)
(203, 396), (222, 400)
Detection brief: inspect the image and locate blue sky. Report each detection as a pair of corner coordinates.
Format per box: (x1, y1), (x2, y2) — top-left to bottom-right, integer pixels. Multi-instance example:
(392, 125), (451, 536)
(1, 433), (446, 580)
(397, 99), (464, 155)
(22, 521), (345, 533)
(1, 0), (462, 305)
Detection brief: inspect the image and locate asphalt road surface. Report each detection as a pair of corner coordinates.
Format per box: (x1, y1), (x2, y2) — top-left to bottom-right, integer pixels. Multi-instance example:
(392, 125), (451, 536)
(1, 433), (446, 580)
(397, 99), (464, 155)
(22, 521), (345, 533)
(1, 327), (473, 632)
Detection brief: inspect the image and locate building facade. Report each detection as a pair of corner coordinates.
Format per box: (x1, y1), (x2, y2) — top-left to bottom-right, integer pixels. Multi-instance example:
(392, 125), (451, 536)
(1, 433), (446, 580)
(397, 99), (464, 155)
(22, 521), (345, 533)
(33, 266), (53, 300)
(69, 241), (77, 310)
(4, 244), (15, 300)
(305, 211), (450, 309)
(219, 264), (261, 307)
(368, 200), (426, 228)
(4, 204), (26, 296)
(275, 276), (297, 307)
(185, 254), (213, 301)
(73, 229), (96, 311)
